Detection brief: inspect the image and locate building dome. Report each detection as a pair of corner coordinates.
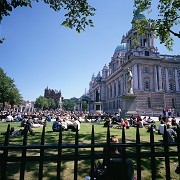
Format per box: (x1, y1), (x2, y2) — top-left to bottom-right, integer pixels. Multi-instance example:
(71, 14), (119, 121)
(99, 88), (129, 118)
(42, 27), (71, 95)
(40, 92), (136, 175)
(114, 43), (127, 54)
(132, 9), (146, 23)
(80, 94), (90, 101)
(103, 64), (108, 70)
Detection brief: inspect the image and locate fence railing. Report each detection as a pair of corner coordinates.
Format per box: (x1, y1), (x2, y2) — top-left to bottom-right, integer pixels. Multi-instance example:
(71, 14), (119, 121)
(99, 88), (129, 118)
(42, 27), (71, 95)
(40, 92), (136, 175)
(0, 124), (180, 180)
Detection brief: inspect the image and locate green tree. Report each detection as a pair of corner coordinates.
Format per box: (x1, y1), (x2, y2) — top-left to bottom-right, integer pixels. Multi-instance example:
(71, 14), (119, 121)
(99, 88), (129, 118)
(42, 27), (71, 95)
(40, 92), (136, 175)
(0, 0), (95, 38)
(82, 100), (88, 111)
(62, 99), (76, 111)
(134, 0), (180, 50)
(8, 86), (22, 107)
(35, 96), (56, 110)
(0, 68), (22, 110)
(48, 98), (56, 109)
(34, 96), (48, 110)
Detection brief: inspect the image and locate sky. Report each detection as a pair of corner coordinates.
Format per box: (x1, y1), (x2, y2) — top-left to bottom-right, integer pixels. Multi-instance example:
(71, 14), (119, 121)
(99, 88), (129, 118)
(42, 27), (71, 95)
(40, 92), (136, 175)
(0, 0), (179, 101)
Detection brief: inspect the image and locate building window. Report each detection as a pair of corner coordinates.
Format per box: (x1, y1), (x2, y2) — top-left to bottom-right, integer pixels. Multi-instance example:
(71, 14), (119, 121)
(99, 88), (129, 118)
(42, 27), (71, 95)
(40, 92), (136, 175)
(117, 100), (119, 109)
(177, 70), (180, 77)
(96, 105), (100, 110)
(110, 85), (112, 98)
(145, 51), (149, 56)
(169, 79), (175, 92)
(144, 66), (148, 73)
(143, 39), (147, 46)
(113, 101), (115, 109)
(95, 88), (100, 102)
(168, 68), (173, 76)
(110, 102), (112, 109)
(144, 81), (150, 91)
(169, 83), (174, 91)
(129, 39), (132, 48)
(172, 98), (175, 108)
(118, 81), (121, 95)
(148, 97), (151, 108)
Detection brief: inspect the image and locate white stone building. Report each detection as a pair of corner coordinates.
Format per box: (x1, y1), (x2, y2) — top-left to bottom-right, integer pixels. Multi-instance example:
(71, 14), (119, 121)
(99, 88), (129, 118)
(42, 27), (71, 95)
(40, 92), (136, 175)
(85, 12), (180, 116)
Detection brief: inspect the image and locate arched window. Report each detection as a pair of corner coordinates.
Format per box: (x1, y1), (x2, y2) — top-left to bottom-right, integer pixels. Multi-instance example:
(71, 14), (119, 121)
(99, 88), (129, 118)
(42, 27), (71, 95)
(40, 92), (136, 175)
(148, 97), (151, 108)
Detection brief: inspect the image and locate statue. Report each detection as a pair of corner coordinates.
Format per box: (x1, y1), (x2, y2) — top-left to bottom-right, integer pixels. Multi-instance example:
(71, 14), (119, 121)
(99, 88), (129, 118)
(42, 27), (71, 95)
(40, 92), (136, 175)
(126, 68), (133, 94)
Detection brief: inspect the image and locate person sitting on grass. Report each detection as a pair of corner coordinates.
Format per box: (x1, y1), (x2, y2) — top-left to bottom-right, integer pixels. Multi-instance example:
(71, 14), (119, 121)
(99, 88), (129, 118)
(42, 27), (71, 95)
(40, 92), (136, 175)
(103, 136), (134, 180)
(129, 114), (136, 126)
(1, 125), (34, 136)
(104, 116), (112, 127)
(52, 117), (61, 132)
(146, 116), (155, 123)
(165, 124), (177, 143)
(158, 120), (165, 135)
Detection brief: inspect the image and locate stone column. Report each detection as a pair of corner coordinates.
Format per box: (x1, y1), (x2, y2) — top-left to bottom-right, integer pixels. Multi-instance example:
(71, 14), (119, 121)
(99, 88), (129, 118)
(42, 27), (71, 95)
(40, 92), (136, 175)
(116, 79), (118, 97)
(108, 84), (110, 98)
(146, 34), (148, 47)
(107, 85), (109, 99)
(158, 66), (163, 91)
(154, 66), (158, 91)
(112, 82), (114, 97)
(175, 68), (180, 92)
(138, 64), (143, 90)
(123, 73), (125, 93)
(133, 64), (138, 90)
(165, 68), (169, 91)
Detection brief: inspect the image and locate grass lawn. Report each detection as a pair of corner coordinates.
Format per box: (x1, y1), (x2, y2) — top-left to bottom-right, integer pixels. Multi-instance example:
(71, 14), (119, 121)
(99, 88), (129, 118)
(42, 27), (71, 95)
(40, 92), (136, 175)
(0, 121), (179, 180)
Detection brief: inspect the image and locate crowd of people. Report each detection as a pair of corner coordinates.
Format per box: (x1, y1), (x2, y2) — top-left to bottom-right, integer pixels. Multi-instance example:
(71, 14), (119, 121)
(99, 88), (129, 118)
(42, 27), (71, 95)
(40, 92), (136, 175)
(0, 110), (86, 135)
(0, 109), (179, 142)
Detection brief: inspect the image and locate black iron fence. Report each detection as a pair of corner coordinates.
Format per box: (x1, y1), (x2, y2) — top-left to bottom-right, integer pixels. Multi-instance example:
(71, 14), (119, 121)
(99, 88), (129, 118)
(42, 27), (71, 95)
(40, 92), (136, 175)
(0, 124), (180, 180)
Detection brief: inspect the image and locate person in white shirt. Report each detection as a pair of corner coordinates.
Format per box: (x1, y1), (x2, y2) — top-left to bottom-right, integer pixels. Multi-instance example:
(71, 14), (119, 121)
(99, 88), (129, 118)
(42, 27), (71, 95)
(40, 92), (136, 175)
(158, 121), (165, 135)
(74, 119), (81, 131)
(61, 119), (68, 130)
(6, 114), (14, 122)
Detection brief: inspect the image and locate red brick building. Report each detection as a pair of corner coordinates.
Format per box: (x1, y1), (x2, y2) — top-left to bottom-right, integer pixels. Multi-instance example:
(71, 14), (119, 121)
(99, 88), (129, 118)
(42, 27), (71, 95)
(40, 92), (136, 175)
(44, 87), (63, 108)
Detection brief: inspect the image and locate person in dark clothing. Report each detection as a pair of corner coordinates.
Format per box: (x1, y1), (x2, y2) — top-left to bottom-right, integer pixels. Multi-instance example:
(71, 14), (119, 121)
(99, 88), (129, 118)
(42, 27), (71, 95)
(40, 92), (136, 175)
(52, 117), (61, 132)
(103, 136), (134, 180)
(165, 124), (177, 143)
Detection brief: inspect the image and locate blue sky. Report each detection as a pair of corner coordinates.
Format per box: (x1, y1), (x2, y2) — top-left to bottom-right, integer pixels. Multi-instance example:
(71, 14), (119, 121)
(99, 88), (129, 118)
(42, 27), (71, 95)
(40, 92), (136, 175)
(0, 0), (179, 101)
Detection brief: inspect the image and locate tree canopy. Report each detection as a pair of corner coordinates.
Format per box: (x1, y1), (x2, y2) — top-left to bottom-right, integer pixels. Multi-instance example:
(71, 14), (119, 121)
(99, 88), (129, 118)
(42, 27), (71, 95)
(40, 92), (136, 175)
(62, 99), (76, 111)
(0, 68), (22, 110)
(134, 0), (180, 50)
(1, 0), (179, 49)
(34, 96), (56, 110)
(0, 0), (95, 42)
